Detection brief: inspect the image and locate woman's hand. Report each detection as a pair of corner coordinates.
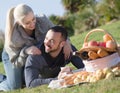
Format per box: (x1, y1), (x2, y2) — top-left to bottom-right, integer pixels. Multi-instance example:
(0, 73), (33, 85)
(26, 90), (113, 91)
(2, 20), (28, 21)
(25, 46), (41, 55)
(63, 40), (73, 60)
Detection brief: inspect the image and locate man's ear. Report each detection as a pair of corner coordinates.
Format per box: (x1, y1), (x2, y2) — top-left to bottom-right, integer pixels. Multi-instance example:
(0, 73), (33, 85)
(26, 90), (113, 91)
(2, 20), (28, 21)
(60, 41), (66, 47)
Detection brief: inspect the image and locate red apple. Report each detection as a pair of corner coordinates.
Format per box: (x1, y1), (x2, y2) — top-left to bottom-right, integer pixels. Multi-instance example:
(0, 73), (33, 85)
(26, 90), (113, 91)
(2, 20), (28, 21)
(82, 42), (88, 48)
(98, 42), (106, 47)
(88, 40), (98, 47)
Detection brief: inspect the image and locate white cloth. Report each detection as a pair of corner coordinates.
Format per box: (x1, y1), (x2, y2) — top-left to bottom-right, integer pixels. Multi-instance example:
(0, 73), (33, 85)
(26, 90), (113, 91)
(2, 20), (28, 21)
(83, 53), (120, 72)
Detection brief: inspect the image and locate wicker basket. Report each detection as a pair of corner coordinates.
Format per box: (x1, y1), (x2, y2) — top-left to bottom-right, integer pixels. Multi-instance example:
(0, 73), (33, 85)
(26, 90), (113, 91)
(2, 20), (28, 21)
(78, 29), (120, 72)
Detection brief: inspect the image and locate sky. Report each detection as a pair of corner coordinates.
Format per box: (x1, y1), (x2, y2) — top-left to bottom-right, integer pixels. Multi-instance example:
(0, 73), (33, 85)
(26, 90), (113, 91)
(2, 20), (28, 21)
(0, 0), (65, 31)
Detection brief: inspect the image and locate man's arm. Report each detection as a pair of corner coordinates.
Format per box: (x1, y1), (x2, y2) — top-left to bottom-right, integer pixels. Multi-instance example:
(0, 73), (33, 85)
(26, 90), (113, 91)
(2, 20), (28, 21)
(24, 55), (56, 88)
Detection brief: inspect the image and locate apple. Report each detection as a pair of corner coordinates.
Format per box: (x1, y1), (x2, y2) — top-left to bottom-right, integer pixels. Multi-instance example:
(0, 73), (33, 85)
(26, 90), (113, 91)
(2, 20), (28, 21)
(106, 40), (116, 49)
(103, 34), (112, 42)
(98, 42), (106, 47)
(88, 40), (98, 47)
(82, 42), (88, 48)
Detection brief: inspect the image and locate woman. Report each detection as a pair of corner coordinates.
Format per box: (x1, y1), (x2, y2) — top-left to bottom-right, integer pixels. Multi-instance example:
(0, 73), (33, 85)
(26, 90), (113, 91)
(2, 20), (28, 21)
(0, 4), (82, 91)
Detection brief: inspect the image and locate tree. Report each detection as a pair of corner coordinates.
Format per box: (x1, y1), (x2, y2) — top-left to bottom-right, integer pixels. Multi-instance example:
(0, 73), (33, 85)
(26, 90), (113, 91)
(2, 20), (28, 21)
(61, 0), (81, 13)
(96, 0), (120, 24)
(49, 15), (75, 36)
(61, 0), (96, 13)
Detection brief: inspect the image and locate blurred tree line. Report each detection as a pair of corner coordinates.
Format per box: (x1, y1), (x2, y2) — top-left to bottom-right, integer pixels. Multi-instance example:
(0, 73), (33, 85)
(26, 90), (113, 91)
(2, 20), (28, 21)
(49, 0), (120, 35)
(0, 0), (120, 61)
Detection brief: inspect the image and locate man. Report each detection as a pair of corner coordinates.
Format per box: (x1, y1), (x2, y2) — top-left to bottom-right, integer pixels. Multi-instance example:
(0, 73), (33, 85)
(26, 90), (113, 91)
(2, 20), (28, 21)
(24, 26), (84, 88)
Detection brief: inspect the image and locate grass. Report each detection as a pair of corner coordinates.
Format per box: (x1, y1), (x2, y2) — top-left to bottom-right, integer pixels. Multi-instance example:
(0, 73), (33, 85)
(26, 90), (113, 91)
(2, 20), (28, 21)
(0, 20), (120, 93)
(0, 75), (119, 93)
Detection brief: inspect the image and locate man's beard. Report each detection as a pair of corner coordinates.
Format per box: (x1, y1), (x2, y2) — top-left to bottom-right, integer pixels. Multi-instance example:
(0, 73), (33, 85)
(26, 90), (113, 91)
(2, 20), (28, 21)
(45, 44), (60, 53)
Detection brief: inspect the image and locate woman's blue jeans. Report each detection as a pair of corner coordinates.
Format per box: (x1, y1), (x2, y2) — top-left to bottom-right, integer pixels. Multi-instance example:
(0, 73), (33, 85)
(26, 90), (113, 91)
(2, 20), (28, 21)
(0, 50), (23, 91)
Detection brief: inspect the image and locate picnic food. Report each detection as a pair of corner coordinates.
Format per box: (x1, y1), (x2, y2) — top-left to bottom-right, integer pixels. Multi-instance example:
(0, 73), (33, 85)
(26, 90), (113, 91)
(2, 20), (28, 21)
(88, 40), (98, 47)
(82, 42), (88, 48)
(73, 29), (120, 72)
(88, 51), (99, 60)
(103, 34), (112, 42)
(98, 42), (106, 47)
(74, 29), (118, 60)
(76, 46), (116, 60)
(106, 40), (116, 49)
(97, 49), (109, 57)
(61, 64), (120, 86)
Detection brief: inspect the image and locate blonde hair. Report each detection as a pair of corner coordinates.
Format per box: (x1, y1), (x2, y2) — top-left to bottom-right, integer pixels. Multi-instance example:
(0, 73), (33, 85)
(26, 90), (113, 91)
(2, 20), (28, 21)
(5, 4), (33, 47)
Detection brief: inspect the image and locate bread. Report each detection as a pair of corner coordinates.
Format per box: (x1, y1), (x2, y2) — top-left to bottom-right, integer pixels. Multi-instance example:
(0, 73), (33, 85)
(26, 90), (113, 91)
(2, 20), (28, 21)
(62, 74), (77, 86)
(62, 71), (90, 85)
(61, 65), (120, 87)
(80, 46), (116, 53)
(97, 49), (109, 57)
(76, 46), (117, 60)
(88, 51), (99, 60)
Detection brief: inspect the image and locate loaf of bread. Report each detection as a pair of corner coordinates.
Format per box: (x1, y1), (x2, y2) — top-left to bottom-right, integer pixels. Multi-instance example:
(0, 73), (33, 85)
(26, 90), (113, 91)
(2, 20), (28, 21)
(97, 49), (109, 57)
(76, 45), (117, 60)
(88, 51), (99, 60)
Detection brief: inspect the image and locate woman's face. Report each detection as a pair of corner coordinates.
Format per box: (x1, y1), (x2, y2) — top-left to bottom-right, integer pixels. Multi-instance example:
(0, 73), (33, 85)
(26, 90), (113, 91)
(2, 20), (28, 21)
(20, 12), (36, 31)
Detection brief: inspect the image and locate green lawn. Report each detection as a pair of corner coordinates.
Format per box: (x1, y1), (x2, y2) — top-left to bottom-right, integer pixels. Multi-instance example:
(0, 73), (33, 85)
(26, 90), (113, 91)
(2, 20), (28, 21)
(0, 20), (120, 93)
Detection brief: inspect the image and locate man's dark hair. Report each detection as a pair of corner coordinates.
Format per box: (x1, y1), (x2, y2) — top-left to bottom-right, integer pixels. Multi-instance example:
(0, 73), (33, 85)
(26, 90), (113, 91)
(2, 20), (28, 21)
(49, 25), (68, 41)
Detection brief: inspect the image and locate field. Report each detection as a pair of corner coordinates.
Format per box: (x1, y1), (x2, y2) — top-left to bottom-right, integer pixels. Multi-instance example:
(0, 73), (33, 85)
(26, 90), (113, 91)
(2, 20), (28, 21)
(0, 21), (120, 93)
